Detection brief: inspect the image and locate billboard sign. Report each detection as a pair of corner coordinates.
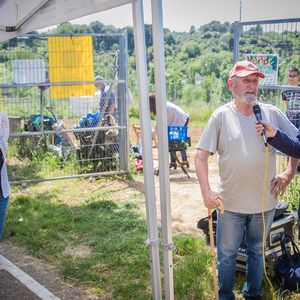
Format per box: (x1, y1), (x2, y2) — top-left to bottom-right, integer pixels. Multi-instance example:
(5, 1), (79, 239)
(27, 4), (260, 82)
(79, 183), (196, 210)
(245, 54), (279, 85)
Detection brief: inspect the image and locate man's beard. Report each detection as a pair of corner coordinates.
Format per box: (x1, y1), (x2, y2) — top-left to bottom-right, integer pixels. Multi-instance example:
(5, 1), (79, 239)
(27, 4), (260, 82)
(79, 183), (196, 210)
(240, 92), (257, 104)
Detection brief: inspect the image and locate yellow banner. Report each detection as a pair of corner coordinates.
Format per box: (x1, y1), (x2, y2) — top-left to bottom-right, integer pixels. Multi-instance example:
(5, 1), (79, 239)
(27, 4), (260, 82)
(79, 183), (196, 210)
(48, 36), (95, 98)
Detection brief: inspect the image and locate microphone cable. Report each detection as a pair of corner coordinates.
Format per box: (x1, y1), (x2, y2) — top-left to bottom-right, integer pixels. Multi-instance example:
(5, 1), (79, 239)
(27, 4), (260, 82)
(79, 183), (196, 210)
(261, 145), (275, 299)
(253, 104), (274, 298)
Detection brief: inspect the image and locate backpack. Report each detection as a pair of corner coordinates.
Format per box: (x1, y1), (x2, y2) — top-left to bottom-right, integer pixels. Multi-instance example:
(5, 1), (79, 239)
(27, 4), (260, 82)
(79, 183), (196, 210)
(275, 233), (300, 292)
(24, 114), (55, 132)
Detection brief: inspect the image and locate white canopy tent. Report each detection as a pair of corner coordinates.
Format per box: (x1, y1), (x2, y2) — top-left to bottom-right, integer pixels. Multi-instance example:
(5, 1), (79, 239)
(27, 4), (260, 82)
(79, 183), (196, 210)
(0, 0), (174, 299)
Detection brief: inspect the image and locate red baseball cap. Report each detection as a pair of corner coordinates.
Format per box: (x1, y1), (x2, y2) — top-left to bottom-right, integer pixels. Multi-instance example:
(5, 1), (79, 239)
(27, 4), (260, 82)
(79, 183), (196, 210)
(229, 61), (265, 80)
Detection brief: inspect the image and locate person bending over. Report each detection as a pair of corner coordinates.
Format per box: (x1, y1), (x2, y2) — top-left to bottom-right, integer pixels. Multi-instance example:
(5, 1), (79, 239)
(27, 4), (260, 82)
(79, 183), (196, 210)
(149, 93), (190, 168)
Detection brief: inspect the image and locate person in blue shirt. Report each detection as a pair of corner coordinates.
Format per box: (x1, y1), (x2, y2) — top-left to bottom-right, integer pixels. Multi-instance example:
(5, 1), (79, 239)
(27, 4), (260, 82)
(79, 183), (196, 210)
(255, 120), (300, 159)
(95, 75), (116, 116)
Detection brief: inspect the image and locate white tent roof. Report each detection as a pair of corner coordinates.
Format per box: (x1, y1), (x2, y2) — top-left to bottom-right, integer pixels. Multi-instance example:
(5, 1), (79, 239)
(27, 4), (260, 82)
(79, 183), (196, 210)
(0, 0), (173, 298)
(0, 0), (132, 42)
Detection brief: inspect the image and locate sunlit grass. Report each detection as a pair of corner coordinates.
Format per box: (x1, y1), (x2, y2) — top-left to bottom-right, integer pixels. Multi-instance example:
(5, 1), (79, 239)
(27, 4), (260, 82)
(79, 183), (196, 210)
(4, 178), (215, 299)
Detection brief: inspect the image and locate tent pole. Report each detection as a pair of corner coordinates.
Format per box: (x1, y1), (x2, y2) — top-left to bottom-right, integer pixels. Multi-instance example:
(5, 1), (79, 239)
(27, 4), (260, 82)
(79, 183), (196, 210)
(151, 0), (175, 299)
(132, 1), (162, 299)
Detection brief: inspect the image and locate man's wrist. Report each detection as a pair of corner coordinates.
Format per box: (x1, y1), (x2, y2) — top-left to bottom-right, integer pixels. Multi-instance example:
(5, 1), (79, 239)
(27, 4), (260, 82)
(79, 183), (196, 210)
(201, 187), (211, 196)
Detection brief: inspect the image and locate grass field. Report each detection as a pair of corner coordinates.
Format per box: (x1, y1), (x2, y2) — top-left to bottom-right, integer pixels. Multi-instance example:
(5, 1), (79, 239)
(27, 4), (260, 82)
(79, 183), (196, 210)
(2, 106), (300, 299)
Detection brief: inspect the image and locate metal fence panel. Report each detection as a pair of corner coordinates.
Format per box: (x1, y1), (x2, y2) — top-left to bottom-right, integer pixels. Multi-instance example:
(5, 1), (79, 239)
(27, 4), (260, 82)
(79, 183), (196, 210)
(0, 32), (130, 184)
(233, 18), (300, 109)
(234, 18), (300, 170)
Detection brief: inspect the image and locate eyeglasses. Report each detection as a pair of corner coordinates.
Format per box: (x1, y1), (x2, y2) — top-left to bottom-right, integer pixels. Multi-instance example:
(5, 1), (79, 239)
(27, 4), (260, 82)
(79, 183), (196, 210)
(289, 75), (299, 78)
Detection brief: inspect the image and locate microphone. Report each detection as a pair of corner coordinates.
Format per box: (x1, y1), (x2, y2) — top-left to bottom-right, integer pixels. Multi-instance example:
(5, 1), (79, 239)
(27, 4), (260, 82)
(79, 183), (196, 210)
(253, 104), (267, 147)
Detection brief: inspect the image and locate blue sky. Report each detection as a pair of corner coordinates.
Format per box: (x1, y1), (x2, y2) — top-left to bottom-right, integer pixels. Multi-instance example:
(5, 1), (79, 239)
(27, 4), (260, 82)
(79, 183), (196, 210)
(66, 0), (300, 32)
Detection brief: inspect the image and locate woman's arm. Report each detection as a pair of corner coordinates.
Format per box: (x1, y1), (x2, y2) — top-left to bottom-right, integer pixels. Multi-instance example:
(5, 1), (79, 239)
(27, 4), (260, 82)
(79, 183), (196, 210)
(255, 120), (300, 158)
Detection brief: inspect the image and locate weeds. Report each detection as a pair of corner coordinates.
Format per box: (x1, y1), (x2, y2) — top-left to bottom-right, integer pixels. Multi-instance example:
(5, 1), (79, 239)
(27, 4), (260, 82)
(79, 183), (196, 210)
(8, 135), (122, 181)
(4, 167), (300, 299)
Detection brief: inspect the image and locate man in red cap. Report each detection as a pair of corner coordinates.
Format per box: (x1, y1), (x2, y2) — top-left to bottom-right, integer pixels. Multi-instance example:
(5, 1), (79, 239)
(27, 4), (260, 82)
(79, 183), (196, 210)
(195, 61), (299, 299)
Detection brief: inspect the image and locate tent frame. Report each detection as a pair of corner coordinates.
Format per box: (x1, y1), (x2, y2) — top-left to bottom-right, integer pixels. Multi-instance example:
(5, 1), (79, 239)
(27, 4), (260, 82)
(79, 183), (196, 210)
(0, 0), (174, 298)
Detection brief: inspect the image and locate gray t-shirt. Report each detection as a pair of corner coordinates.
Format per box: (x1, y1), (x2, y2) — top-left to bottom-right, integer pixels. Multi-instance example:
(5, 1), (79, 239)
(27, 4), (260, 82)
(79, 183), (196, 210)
(153, 101), (189, 134)
(197, 102), (298, 214)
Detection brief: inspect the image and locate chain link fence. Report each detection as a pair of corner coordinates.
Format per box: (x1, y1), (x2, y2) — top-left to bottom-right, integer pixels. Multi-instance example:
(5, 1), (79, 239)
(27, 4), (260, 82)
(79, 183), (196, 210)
(233, 18), (300, 173)
(234, 18), (300, 108)
(0, 32), (130, 183)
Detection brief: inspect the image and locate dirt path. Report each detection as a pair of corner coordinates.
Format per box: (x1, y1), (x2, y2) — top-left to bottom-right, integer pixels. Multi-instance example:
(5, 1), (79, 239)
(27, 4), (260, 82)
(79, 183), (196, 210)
(128, 125), (219, 237)
(0, 241), (95, 300)
(129, 147), (219, 237)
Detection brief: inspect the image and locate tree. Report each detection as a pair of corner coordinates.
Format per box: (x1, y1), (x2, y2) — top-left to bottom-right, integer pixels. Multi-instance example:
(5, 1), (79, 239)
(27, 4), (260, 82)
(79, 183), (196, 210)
(164, 28), (175, 46)
(102, 25), (118, 34)
(56, 22), (73, 34)
(200, 77), (213, 104)
(90, 21), (104, 33)
(181, 84), (202, 106)
(187, 52), (232, 78)
(219, 69), (232, 104)
(181, 42), (201, 59)
(147, 46), (154, 63)
(147, 44), (173, 64)
(200, 21), (229, 34)
(219, 32), (234, 51)
(144, 24), (153, 48)
(73, 24), (92, 34)
(165, 68), (184, 101)
(164, 44), (173, 58)
(189, 26), (196, 35)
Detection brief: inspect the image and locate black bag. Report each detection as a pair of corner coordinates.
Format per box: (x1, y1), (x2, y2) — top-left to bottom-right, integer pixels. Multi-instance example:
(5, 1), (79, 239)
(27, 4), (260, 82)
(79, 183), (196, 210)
(275, 233), (300, 292)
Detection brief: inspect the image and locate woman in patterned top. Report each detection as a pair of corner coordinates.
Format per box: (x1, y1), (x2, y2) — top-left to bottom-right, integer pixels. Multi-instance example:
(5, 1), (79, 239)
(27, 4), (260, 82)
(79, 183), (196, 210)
(0, 112), (11, 239)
